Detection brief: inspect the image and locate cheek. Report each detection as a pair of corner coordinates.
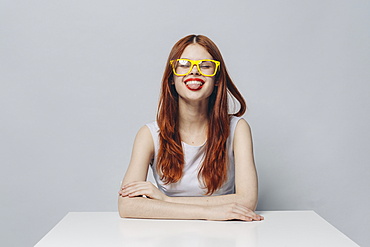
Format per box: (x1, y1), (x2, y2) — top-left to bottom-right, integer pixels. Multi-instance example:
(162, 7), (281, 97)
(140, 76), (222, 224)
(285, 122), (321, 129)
(173, 76), (182, 84)
(173, 77), (183, 91)
(208, 78), (215, 86)
(205, 78), (216, 91)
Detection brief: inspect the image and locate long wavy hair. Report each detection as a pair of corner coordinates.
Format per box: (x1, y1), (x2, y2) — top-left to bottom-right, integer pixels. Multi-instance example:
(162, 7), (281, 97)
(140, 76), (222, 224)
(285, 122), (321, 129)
(156, 34), (246, 195)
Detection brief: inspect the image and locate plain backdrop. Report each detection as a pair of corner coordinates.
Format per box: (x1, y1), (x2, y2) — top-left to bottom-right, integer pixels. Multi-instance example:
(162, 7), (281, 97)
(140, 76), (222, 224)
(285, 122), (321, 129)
(1, 0), (369, 246)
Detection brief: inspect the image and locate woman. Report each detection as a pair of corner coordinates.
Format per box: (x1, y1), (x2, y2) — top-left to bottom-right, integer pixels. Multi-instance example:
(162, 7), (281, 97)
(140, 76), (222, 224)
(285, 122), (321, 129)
(118, 34), (263, 221)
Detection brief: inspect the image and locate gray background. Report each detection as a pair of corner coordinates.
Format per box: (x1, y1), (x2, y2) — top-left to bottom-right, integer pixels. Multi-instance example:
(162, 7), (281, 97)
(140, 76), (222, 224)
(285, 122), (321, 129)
(1, 0), (369, 246)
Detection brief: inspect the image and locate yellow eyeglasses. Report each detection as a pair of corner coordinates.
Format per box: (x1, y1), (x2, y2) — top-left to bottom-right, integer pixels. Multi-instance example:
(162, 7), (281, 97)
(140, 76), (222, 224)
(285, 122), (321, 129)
(170, 59), (220, 77)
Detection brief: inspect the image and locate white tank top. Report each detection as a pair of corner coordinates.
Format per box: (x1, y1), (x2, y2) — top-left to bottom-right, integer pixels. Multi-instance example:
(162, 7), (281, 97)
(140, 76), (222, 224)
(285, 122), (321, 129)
(146, 116), (242, 197)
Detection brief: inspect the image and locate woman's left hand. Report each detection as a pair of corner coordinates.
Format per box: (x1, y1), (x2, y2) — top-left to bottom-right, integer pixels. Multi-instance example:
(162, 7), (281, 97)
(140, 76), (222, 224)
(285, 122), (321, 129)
(119, 181), (168, 201)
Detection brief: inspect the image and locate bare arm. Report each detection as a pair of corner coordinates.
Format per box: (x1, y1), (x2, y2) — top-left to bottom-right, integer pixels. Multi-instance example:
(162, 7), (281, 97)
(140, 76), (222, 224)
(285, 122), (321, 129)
(118, 122), (261, 221)
(120, 196), (206, 219)
(158, 119), (258, 210)
(118, 126), (209, 219)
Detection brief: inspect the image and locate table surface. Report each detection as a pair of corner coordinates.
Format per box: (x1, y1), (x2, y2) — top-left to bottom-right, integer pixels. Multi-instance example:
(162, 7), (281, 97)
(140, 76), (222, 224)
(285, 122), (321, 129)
(35, 211), (359, 247)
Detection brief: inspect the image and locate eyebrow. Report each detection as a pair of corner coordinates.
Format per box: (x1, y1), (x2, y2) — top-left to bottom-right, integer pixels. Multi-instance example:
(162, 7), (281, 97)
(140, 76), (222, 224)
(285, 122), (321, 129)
(179, 58), (214, 60)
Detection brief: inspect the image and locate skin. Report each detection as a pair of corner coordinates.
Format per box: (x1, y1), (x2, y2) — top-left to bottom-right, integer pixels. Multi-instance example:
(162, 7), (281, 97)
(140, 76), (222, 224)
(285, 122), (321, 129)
(118, 44), (264, 222)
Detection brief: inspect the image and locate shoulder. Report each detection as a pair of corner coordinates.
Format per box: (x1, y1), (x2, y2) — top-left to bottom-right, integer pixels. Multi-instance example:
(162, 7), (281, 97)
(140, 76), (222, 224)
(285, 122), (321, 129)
(137, 124), (152, 137)
(134, 125), (155, 151)
(230, 116), (251, 134)
(234, 118), (252, 144)
(235, 118), (251, 132)
(229, 116), (242, 134)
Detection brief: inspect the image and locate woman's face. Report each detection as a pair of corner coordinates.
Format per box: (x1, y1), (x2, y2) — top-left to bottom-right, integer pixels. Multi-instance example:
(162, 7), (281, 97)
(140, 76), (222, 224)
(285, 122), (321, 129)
(173, 44), (216, 104)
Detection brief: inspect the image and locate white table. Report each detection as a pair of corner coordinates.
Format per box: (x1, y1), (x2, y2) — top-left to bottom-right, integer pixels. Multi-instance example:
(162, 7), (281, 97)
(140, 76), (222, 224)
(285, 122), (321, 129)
(35, 211), (359, 247)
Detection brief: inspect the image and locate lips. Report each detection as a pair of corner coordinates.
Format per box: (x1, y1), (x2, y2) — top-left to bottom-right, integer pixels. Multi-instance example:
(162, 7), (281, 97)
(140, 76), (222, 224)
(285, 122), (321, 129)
(184, 78), (205, 91)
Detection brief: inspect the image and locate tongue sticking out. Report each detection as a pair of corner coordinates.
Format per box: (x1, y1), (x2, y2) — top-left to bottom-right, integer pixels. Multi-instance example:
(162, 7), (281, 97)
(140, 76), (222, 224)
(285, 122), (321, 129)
(187, 83), (202, 90)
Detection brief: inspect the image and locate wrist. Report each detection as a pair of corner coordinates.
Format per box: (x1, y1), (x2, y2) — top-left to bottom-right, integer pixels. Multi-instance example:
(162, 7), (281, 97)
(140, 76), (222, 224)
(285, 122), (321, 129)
(200, 205), (211, 220)
(163, 194), (171, 202)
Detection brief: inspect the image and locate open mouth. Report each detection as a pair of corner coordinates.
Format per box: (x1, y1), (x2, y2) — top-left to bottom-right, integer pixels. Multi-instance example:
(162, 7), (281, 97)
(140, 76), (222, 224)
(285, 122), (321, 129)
(184, 78), (205, 91)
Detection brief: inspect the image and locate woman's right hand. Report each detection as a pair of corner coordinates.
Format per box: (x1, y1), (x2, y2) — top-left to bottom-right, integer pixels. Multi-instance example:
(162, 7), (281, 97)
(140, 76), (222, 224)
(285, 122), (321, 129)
(206, 203), (264, 221)
(119, 181), (169, 202)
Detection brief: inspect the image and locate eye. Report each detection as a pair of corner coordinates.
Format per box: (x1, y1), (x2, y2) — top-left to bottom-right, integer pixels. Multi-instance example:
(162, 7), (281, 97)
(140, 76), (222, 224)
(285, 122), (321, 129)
(177, 60), (190, 68)
(200, 65), (211, 69)
(178, 60), (189, 65)
(199, 61), (214, 69)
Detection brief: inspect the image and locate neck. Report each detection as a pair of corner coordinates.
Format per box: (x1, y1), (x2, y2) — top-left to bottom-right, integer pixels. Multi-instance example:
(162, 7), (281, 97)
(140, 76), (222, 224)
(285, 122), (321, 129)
(178, 99), (208, 134)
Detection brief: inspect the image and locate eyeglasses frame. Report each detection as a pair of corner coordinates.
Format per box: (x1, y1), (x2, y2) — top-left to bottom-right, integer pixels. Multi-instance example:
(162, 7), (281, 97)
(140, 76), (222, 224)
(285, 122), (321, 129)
(170, 59), (220, 77)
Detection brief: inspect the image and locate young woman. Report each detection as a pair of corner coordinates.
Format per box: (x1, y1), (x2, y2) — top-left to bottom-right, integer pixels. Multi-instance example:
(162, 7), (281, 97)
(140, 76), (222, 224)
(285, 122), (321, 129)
(118, 34), (263, 221)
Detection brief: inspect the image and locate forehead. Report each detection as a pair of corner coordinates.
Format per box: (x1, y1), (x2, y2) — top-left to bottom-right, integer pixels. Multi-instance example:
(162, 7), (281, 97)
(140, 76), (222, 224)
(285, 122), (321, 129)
(180, 44), (213, 60)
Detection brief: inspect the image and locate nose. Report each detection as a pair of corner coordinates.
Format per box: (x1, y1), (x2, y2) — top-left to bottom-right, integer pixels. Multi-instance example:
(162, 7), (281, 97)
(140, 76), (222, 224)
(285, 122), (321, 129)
(189, 64), (200, 75)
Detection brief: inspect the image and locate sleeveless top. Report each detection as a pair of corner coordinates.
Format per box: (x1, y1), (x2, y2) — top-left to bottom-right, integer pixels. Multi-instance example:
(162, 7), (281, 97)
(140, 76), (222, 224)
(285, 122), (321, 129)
(146, 116), (242, 197)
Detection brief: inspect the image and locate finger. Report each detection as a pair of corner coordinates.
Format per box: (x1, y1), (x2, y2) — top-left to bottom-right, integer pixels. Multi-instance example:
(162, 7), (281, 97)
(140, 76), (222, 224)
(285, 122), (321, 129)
(233, 204), (254, 216)
(122, 182), (151, 191)
(127, 189), (151, 198)
(231, 212), (253, 221)
(121, 184), (149, 196)
(255, 214), (263, 220)
(122, 181), (147, 189)
(230, 207), (254, 221)
(235, 206), (259, 220)
(233, 205), (261, 221)
(251, 212), (265, 221)
(251, 214), (261, 221)
(245, 212), (260, 221)
(125, 183), (156, 196)
(249, 213), (264, 221)
(121, 182), (154, 195)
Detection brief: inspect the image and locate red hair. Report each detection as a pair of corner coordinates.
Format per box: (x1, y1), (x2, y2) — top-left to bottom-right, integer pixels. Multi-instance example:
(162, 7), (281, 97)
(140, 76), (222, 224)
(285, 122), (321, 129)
(156, 34), (246, 195)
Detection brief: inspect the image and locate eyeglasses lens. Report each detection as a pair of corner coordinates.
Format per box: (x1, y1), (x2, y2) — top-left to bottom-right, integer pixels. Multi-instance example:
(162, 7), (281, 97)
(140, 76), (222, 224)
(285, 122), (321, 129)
(174, 60), (216, 76)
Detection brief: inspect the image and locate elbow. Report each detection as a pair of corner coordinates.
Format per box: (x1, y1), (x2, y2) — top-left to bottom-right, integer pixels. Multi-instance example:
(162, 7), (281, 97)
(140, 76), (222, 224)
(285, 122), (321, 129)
(118, 196), (147, 218)
(118, 196), (134, 218)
